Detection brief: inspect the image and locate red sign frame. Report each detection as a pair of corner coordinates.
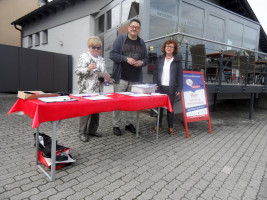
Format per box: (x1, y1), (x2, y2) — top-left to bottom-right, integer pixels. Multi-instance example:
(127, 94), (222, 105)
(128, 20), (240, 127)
(181, 71), (212, 138)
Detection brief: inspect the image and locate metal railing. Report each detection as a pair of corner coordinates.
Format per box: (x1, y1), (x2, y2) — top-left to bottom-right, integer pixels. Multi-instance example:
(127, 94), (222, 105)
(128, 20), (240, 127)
(145, 31), (267, 91)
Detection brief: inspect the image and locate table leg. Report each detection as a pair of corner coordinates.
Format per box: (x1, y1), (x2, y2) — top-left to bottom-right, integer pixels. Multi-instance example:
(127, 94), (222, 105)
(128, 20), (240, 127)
(36, 127), (39, 165)
(156, 107), (160, 144)
(136, 111), (139, 138)
(50, 121), (57, 181)
(36, 121), (59, 181)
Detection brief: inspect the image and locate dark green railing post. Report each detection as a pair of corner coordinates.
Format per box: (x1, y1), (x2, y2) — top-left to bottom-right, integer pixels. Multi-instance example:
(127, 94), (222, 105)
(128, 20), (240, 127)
(185, 43), (188, 70)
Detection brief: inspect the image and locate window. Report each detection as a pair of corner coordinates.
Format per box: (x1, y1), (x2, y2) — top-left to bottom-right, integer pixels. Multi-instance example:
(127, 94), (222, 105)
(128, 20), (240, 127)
(28, 35), (33, 48)
(243, 26), (257, 50)
(95, 15), (105, 34)
(106, 4), (120, 30)
(42, 30), (48, 44)
(121, 0), (140, 23)
(149, 0), (179, 39)
(207, 14), (225, 51)
(35, 32), (40, 46)
(227, 20), (243, 48)
(181, 2), (204, 38)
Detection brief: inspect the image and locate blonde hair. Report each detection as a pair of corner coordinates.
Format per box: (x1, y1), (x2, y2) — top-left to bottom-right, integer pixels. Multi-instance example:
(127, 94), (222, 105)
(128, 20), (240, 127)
(87, 36), (102, 48)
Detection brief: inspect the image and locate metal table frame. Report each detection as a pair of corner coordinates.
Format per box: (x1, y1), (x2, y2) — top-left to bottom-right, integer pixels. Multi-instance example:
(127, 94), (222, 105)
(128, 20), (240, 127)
(35, 107), (161, 181)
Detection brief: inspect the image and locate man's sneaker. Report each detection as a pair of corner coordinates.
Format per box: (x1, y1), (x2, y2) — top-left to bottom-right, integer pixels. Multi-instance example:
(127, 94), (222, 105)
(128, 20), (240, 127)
(113, 127), (122, 136)
(125, 124), (136, 134)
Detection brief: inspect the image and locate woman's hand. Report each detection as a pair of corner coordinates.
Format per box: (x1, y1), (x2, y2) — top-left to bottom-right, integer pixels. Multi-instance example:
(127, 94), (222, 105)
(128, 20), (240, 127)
(88, 63), (97, 71)
(175, 91), (180, 96)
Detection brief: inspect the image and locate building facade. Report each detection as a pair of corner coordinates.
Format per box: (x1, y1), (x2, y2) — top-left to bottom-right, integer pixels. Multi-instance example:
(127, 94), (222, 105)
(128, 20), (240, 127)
(11, 0), (267, 94)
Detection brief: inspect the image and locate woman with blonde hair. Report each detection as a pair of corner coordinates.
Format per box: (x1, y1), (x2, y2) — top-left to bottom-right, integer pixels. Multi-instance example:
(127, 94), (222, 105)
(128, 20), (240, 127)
(75, 36), (112, 142)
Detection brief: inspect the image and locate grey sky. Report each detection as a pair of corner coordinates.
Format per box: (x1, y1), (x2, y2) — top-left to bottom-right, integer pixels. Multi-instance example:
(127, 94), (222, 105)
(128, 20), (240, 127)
(247, 0), (267, 33)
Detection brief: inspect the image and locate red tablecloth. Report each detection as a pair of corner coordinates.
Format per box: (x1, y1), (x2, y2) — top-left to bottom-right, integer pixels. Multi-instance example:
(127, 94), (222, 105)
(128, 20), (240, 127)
(7, 93), (172, 128)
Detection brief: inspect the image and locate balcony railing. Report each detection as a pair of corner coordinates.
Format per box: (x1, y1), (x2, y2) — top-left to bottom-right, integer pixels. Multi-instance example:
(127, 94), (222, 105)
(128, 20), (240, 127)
(145, 31), (267, 92)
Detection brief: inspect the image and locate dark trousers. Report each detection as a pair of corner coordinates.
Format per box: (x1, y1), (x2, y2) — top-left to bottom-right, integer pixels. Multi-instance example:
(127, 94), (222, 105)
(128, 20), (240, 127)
(79, 113), (99, 135)
(158, 86), (175, 128)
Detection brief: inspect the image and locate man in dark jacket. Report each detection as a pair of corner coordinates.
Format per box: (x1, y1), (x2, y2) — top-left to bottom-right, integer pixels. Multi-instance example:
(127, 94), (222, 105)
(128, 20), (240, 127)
(109, 18), (148, 136)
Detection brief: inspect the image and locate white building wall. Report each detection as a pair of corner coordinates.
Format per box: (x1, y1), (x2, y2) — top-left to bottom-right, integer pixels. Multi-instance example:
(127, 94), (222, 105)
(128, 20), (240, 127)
(24, 16), (94, 94)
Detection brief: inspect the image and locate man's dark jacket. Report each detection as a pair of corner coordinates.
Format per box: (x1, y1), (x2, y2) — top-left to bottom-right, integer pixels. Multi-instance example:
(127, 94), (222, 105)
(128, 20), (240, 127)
(109, 34), (148, 83)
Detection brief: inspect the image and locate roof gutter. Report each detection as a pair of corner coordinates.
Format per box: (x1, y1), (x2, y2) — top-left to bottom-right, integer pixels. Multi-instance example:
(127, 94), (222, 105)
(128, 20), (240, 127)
(13, 24), (23, 47)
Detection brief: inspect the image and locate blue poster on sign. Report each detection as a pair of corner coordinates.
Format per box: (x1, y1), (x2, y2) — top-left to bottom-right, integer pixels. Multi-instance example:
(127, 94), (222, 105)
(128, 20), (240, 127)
(183, 73), (208, 118)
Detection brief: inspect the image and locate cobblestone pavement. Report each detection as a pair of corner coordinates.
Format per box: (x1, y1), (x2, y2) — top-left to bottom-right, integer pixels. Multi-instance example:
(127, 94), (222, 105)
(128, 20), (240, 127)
(0, 94), (266, 200)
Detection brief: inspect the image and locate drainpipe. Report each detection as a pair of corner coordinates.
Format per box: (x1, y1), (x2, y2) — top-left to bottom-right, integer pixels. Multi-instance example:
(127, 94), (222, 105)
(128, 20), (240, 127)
(14, 24), (23, 47)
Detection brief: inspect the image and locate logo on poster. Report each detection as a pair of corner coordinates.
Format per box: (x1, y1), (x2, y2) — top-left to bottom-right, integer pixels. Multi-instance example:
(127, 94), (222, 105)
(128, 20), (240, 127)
(185, 79), (193, 87)
(185, 78), (200, 89)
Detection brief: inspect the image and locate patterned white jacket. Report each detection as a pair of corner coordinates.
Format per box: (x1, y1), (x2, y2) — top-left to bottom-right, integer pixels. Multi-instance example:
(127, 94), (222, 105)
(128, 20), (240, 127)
(75, 52), (107, 94)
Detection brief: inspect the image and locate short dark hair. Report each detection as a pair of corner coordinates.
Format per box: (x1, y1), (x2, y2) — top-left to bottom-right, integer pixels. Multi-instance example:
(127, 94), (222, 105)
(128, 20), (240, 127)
(161, 39), (178, 54)
(129, 18), (141, 27)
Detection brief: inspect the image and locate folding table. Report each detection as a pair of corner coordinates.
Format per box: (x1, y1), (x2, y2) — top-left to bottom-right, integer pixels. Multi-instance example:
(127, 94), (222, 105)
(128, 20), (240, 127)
(7, 93), (172, 181)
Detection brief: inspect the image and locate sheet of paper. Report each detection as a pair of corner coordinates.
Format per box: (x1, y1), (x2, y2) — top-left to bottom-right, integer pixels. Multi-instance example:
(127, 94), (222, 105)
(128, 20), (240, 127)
(115, 92), (134, 95)
(151, 93), (167, 96)
(128, 93), (151, 97)
(84, 95), (112, 100)
(70, 93), (99, 97)
(38, 96), (76, 103)
(44, 155), (76, 166)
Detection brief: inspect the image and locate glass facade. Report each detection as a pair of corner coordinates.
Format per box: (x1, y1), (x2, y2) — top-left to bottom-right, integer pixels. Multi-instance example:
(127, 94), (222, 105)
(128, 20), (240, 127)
(95, 14), (104, 35)
(181, 2), (204, 38)
(106, 4), (120, 30)
(149, 0), (179, 39)
(94, 0), (260, 81)
(243, 26), (258, 50)
(121, 0), (140, 23)
(227, 20), (243, 48)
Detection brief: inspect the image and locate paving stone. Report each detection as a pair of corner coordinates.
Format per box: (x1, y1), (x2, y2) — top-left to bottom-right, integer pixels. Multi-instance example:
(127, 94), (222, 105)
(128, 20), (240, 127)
(151, 179), (168, 192)
(120, 188), (142, 200)
(49, 188), (75, 200)
(55, 179), (79, 192)
(72, 179), (94, 192)
(84, 188), (109, 200)
(88, 179), (110, 192)
(136, 179), (154, 192)
(30, 188), (57, 200)
(194, 178), (209, 191)
(184, 187), (202, 199)
(10, 188), (39, 200)
(66, 188), (92, 200)
(137, 188), (157, 200)
(120, 179), (140, 192)
(103, 188), (126, 200)
(169, 187), (187, 199)
(1, 187), (22, 199)
(153, 188), (172, 200)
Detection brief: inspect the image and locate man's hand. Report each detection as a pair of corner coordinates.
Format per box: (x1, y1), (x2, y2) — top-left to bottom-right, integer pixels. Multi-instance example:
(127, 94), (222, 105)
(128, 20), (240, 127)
(127, 57), (136, 65)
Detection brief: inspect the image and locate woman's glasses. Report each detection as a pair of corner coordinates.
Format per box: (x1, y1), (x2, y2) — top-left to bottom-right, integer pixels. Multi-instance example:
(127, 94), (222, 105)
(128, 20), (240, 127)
(91, 46), (101, 50)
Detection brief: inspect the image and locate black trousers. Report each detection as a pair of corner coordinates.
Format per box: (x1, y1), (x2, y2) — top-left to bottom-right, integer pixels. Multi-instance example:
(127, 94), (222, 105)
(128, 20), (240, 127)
(78, 113), (99, 135)
(158, 86), (175, 128)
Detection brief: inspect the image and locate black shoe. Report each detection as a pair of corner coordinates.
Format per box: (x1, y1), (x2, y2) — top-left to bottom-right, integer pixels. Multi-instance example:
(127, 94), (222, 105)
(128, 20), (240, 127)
(113, 127), (122, 136)
(125, 124), (136, 134)
(79, 134), (89, 142)
(89, 132), (103, 137)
